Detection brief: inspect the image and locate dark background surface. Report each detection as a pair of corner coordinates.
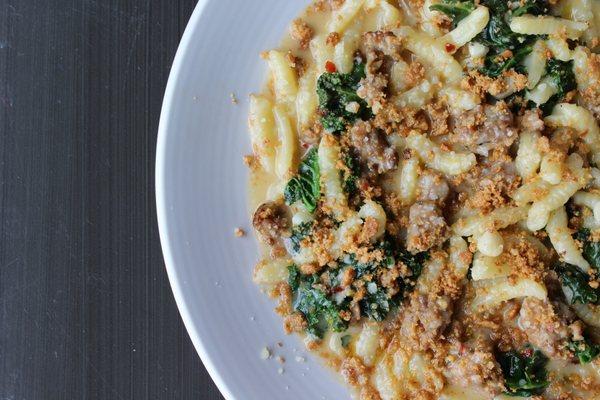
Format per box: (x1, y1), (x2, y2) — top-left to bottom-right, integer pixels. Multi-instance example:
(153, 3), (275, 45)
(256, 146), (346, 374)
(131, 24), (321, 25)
(0, 1), (225, 399)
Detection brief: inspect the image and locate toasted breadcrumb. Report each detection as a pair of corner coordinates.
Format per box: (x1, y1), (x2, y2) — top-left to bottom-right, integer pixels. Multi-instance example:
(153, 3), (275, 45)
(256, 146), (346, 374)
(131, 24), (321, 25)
(234, 227), (245, 237)
(290, 19), (314, 50)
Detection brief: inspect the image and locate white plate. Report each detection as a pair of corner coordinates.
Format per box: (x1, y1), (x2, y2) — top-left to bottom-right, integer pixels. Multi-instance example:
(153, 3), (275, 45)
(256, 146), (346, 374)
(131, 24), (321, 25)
(156, 1), (350, 399)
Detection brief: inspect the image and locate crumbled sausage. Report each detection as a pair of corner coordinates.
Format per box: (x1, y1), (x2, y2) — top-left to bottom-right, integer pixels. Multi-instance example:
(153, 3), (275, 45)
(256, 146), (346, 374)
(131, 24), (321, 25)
(357, 31), (404, 114)
(252, 201), (290, 246)
(444, 338), (505, 396)
(403, 294), (450, 348)
(349, 121), (398, 174)
(406, 202), (449, 253)
(417, 170), (449, 205)
(518, 298), (571, 358)
(518, 108), (545, 132)
(451, 102), (518, 156)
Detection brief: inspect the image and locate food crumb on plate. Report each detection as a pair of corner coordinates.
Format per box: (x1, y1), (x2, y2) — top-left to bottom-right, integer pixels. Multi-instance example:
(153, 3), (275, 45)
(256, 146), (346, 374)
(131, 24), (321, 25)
(260, 347), (271, 360)
(230, 92), (238, 104)
(234, 227), (245, 237)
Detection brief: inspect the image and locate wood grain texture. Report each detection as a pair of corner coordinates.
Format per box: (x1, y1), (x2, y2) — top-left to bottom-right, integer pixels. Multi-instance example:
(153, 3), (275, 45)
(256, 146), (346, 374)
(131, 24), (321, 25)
(0, 0), (224, 398)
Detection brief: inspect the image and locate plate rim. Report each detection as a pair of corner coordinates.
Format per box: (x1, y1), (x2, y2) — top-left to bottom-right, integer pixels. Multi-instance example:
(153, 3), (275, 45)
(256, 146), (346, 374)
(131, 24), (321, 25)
(155, 1), (235, 399)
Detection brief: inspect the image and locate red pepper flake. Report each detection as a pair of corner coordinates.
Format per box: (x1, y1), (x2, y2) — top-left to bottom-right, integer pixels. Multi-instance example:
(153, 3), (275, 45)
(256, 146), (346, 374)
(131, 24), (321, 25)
(522, 348), (534, 358)
(445, 43), (456, 53)
(325, 60), (337, 73)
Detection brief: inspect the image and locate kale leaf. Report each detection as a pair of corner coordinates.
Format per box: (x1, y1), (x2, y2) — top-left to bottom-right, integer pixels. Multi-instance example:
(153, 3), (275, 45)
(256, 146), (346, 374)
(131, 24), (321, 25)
(289, 222), (313, 254)
(344, 240), (395, 279)
(341, 240), (428, 322)
(360, 285), (391, 322)
(342, 152), (361, 195)
(574, 229), (600, 270)
(555, 262), (599, 305)
(477, 0), (538, 77)
(539, 58), (576, 115)
(480, 43), (533, 78)
(288, 265), (349, 338)
(512, 0), (549, 17)
(477, 0), (517, 47)
(497, 346), (549, 397)
(317, 60), (372, 134)
(294, 282), (348, 338)
(398, 247), (430, 281)
(429, 0), (476, 27)
(568, 338), (600, 364)
(284, 148), (320, 213)
(288, 264), (301, 292)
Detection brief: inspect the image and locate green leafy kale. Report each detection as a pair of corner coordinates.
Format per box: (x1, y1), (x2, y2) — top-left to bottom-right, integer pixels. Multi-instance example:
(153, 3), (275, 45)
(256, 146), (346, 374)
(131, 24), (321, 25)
(346, 240), (395, 279)
(399, 247), (430, 281)
(481, 43), (533, 78)
(574, 229), (600, 270)
(288, 265), (349, 338)
(555, 262), (599, 305)
(342, 152), (361, 195)
(539, 58), (577, 115)
(317, 60), (372, 134)
(288, 238), (430, 335)
(289, 222), (313, 254)
(568, 338), (600, 364)
(284, 148), (320, 213)
(477, 0), (541, 77)
(497, 346), (549, 397)
(512, 0), (549, 17)
(294, 283), (348, 338)
(342, 240), (429, 322)
(360, 284), (391, 322)
(429, 0), (475, 27)
(288, 264), (301, 292)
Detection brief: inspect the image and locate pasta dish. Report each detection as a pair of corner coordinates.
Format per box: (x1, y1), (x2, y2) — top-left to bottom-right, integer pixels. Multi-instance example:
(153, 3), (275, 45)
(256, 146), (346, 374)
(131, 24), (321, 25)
(247, 0), (600, 398)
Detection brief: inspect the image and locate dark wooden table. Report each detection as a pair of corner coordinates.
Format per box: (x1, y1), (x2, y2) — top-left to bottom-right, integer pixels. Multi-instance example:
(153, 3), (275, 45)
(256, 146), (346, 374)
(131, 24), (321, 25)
(0, 1), (224, 399)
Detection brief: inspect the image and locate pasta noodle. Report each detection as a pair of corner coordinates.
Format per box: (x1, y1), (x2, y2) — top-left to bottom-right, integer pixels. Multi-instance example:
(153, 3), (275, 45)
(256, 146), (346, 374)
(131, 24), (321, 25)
(573, 191), (600, 225)
(267, 50), (299, 106)
(472, 278), (547, 310)
(509, 15), (588, 39)
(273, 105), (298, 179)
(296, 68), (319, 129)
(527, 154), (590, 231)
(515, 131), (542, 180)
(523, 40), (547, 89)
(318, 134), (347, 218)
(249, 95), (277, 174)
(547, 206), (591, 272)
(406, 132), (476, 175)
(329, 0), (367, 33)
(440, 6), (489, 50)
(471, 252), (511, 281)
(545, 103), (600, 165)
(394, 26), (463, 83)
